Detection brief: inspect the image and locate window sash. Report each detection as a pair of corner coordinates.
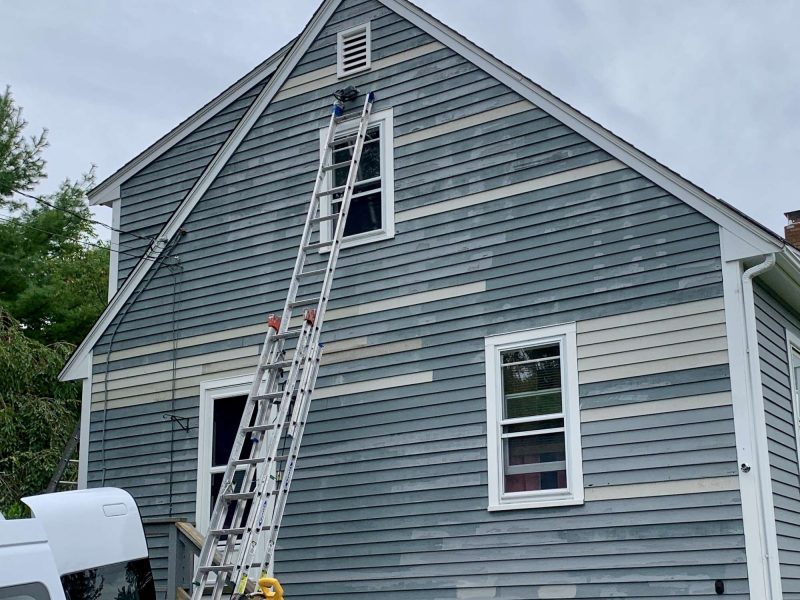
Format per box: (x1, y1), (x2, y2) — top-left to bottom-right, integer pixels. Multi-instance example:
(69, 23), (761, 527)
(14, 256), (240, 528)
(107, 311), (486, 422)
(485, 324), (582, 510)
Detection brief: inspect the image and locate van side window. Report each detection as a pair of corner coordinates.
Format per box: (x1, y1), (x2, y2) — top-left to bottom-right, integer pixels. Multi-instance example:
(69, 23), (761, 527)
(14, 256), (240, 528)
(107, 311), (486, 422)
(0, 582), (51, 600)
(61, 558), (155, 600)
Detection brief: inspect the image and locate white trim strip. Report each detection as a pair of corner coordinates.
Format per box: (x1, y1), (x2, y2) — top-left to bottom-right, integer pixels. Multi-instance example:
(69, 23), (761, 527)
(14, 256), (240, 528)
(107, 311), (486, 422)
(578, 337), (728, 372)
(581, 391), (732, 423)
(578, 351), (729, 385)
(394, 100), (535, 147)
(312, 371), (433, 399)
(584, 476), (739, 501)
(577, 297), (724, 334)
(395, 160), (625, 223)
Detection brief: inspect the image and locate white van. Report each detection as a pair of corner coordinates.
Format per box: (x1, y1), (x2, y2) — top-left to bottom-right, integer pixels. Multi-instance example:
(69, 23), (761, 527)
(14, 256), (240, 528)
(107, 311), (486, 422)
(0, 488), (155, 600)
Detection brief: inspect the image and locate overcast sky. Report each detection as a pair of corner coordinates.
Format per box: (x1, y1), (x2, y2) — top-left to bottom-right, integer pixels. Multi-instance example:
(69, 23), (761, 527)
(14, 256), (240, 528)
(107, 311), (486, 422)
(2, 0), (798, 240)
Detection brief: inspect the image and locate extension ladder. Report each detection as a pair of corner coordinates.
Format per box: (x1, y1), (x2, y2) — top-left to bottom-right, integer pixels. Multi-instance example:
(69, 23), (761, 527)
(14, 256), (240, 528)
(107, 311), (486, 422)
(190, 90), (375, 600)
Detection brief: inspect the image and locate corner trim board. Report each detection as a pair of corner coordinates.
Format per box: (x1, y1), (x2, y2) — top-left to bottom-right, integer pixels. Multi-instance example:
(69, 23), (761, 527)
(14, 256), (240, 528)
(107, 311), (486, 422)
(720, 232), (781, 599)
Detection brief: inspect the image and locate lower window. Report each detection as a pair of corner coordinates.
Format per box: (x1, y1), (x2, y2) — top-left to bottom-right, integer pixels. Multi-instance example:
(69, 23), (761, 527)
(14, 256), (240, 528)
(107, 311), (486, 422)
(485, 323), (583, 510)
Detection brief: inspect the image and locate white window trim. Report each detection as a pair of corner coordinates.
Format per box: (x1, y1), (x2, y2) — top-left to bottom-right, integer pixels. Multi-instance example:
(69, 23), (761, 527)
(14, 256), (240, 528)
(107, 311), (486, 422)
(786, 327), (800, 488)
(337, 22), (372, 79)
(484, 322), (583, 511)
(196, 375), (253, 534)
(318, 107), (394, 250)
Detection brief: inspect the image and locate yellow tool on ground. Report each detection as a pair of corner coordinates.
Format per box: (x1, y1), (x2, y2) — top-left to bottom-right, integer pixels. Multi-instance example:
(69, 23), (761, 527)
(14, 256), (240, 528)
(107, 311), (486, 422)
(256, 577), (284, 600)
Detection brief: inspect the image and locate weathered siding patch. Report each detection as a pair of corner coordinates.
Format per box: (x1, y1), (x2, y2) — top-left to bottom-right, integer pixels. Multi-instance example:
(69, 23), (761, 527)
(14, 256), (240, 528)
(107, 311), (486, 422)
(754, 283), (800, 596)
(577, 297), (728, 384)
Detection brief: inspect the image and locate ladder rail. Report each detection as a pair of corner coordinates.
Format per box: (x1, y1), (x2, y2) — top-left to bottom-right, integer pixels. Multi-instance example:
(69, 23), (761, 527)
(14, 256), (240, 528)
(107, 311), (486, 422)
(190, 91), (376, 600)
(212, 323), (309, 600)
(261, 343), (324, 574)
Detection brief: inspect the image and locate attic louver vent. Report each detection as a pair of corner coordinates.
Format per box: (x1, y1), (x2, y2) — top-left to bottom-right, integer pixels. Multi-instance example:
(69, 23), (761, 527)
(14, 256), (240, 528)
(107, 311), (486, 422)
(337, 23), (371, 78)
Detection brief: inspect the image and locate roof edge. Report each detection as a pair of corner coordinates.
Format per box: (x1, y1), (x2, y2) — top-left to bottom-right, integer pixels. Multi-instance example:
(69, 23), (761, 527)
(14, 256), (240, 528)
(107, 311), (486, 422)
(87, 40), (294, 207)
(60, 0), (341, 381)
(381, 0), (783, 252)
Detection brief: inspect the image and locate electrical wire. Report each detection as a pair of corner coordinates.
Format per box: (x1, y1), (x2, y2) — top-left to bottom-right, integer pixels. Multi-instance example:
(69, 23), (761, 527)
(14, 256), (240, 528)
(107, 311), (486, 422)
(13, 188), (158, 243)
(0, 214), (161, 263)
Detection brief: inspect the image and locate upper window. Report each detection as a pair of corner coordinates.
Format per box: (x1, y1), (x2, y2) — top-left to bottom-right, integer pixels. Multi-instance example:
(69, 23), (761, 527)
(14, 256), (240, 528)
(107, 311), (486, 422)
(337, 23), (371, 78)
(319, 108), (394, 248)
(484, 323), (583, 510)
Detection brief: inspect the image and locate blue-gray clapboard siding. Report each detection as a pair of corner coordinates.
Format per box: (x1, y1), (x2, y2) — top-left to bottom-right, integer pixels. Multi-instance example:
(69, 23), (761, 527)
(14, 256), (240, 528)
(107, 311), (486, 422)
(88, 0), (746, 596)
(755, 282), (800, 598)
(114, 76), (271, 286)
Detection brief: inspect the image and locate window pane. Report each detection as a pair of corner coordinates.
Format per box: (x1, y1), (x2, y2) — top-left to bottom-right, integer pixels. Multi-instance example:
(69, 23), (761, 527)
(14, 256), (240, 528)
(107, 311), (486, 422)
(504, 432), (567, 493)
(212, 396), (252, 467)
(331, 126), (382, 238)
(332, 192), (382, 236)
(501, 344), (560, 364)
(502, 357), (562, 419)
(333, 129), (380, 186)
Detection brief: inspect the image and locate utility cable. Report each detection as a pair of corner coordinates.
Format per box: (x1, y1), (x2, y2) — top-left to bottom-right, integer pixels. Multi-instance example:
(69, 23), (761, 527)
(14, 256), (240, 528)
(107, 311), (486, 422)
(0, 214), (160, 263)
(99, 231), (185, 486)
(12, 188), (158, 243)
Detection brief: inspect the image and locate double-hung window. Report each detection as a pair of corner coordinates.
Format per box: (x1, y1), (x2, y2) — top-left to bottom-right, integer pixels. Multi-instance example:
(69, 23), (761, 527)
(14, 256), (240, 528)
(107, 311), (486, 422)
(319, 108), (394, 248)
(485, 323), (583, 510)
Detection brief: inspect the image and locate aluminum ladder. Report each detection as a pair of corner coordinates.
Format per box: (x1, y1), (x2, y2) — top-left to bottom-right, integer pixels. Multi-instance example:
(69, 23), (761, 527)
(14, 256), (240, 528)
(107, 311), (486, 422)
(190, 89), (375, 600)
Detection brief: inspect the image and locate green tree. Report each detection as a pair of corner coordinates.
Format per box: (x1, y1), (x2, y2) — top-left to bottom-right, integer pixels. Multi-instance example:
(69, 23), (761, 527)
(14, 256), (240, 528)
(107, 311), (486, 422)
(0, 173), (109, 346)
(0, 86), (108, 514)
(0, 86), (47, 204)
(0, 309), (80, 516)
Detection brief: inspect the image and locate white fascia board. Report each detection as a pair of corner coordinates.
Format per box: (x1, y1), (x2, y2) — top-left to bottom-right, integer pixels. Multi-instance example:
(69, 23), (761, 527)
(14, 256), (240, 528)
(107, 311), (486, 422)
(87, 47), (290, 206)
(60, 0), (343, 382)
(381, 0), (782, 253)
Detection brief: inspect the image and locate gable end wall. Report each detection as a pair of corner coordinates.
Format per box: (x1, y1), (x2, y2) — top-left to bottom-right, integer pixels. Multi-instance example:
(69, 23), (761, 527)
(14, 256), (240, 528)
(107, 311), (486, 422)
(87, 0), (748, 596)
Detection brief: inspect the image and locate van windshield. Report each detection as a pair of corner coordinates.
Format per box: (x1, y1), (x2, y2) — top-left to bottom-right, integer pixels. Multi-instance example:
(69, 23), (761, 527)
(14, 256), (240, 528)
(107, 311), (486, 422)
(60, 558), (155, 600)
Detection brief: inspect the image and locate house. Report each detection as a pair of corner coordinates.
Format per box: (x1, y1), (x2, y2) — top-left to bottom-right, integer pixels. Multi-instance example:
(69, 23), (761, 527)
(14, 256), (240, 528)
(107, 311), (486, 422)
(59, 0), (800, 597)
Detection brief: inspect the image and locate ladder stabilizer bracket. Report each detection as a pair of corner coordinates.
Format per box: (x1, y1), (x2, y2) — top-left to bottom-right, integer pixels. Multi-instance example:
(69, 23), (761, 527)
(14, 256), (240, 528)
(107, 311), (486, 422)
(267, 314), (281, 331)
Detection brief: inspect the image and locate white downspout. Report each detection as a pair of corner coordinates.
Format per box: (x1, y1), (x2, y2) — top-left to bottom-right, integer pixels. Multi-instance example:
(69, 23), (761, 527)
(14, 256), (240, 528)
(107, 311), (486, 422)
(741, 253), (779, 597)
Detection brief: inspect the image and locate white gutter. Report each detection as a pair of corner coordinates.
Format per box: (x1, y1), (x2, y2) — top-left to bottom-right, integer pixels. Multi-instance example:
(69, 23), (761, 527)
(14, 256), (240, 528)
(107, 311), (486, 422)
(741, 252), (780, 598)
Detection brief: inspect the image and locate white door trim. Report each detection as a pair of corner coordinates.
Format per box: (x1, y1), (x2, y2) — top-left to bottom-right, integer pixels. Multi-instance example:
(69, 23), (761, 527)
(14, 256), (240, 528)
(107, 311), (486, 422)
(196, 375), (253, 533)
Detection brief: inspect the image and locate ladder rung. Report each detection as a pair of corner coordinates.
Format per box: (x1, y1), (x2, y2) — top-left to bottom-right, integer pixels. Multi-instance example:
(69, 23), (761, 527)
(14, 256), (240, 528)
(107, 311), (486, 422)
(299, 268), (327, 278)
(209, 527), (246, 537)
(266, 360), (293, 370)
(316, 184), (348, 198)
(310, 213), (339, 224)
(232, 457), (266, 466)
(243, 420), (293, 433)
(197, 565), (236, 574)
(322, 159), (352, 172)
(274, 329), (303, 340)
(304, 240), (334, 251)
(288, 296), (320, 309)
(223, 491), (256, 502)
(252, 391), (282, 402)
